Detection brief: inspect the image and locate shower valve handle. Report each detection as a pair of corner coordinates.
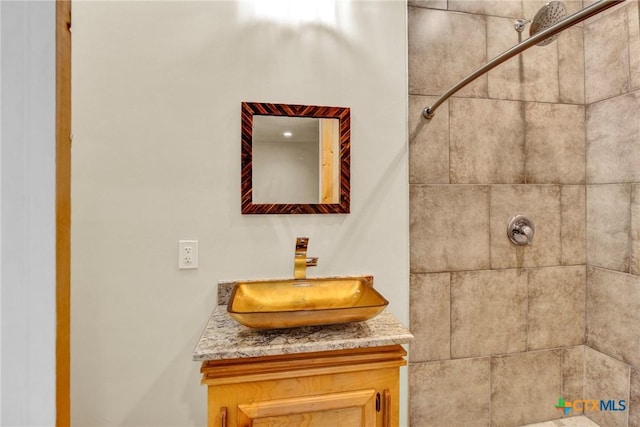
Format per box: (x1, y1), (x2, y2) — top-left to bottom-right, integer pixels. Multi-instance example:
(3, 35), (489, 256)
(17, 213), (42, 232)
(507, 215), (535, 246)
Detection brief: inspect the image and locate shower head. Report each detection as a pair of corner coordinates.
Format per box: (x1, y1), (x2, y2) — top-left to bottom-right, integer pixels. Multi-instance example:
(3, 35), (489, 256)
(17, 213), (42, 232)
(530, 1), (567, 45)
(514, 1), (567, 46)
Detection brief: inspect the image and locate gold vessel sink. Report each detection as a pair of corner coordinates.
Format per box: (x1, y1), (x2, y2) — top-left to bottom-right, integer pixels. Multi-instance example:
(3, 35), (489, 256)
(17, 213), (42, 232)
(227, 275), (388, 329)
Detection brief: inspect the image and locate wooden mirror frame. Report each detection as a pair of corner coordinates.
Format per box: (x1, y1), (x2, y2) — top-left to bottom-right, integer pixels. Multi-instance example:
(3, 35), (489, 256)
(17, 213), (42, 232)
(241, 102), (350, 214)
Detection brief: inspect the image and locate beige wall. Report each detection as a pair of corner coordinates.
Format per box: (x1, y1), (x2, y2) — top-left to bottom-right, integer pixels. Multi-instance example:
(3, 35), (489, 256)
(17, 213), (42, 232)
(71, 2), (408, 426)
(584, 2), (640, 427)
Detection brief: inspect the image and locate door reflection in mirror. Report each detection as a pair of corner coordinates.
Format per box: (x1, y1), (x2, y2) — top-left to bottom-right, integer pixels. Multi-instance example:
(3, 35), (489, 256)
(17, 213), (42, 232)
(252, 116), (339, 204)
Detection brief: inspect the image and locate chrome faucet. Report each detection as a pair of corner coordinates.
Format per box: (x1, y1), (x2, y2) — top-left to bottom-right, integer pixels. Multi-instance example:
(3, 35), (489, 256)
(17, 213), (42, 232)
(294, 237), (318, 279)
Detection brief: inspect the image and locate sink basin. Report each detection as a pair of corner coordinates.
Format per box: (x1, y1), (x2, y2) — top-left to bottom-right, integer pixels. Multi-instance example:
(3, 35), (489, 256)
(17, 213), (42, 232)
(227, 275), (388, 329)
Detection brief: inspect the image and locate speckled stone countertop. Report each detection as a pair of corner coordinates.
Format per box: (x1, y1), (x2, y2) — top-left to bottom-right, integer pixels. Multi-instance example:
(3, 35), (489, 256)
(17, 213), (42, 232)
(192, 282), (413, 361)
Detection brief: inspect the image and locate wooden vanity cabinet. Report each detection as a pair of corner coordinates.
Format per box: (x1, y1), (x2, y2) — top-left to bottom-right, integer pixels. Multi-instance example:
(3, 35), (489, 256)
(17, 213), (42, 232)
(200, 344), (407, 427)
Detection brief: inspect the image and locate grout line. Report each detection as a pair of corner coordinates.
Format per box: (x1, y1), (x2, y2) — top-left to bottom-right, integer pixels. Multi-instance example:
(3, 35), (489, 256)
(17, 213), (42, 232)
(559, 348), (565, 419)
(587, 264), (638, 276)
(448, 272), (452, 360)
(488, 185), (493, 268)
(410, 263), (591, 275)
(582, 6), (589, 105)
(448, 99), (452, 185)
(488, 353), (492, 426)
(628, 183), (633, 274)
(582, 345), (587, 417)
(585, 86), (640, 108)
(584, 264), (588, 350)
(560, 185), (565, 264)
(556, 22), (562, 105)
(626, 2), (632, 93)
(522, 101), (528, 185)
(484, 13), (489, 98)
(633, 185), (639, 276)
(626, 363), (631, 427)
(525, 268), (530, 352)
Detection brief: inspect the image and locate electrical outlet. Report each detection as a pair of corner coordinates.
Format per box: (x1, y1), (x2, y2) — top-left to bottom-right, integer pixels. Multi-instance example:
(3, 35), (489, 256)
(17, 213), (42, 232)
(178, 240), (198, 269)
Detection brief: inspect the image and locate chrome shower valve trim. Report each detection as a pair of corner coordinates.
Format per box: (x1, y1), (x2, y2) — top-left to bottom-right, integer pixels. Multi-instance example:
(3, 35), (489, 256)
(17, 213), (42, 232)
(507, 215), (535, 246)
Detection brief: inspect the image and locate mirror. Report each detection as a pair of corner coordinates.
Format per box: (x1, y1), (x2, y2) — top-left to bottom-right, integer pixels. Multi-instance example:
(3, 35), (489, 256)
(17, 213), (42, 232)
(241, 102), (350, 214)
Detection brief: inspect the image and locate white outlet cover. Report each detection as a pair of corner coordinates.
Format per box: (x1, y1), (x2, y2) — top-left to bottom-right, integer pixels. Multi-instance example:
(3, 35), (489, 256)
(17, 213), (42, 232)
(178, 240), (198, 269)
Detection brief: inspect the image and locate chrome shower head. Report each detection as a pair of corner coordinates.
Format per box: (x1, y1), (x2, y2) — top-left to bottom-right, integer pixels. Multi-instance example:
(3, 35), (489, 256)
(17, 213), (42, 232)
(530, 1), (567, 45)
(514, 1), (567, 46)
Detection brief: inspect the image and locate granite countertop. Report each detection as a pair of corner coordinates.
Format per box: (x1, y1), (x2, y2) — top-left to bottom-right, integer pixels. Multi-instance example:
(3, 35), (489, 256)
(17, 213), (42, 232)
(192, 282), (413, 361)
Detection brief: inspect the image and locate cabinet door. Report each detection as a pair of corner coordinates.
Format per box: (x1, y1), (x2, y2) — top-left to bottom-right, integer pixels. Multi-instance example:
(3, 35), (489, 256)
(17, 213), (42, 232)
(236, 388), (377, 427)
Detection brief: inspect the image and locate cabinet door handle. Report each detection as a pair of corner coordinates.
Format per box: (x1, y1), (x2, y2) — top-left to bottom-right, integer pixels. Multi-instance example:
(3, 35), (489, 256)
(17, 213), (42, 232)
(220, 406), (227, 427)
(383, 389), (391, 427)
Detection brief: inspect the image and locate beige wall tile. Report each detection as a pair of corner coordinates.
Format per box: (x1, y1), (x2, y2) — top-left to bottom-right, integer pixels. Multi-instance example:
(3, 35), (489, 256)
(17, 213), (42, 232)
(486, 16), (561, 103)
(563, 346), (585, 416)
(451, 269), (527, 358)
(563, 0), (587, 17)
(585, 4), (630, 104)
(521, 40), (560, 103)
(409, 273), (450, 362)
(528, 266), (586, 350)
(521, 0), (547, 21)
(522, 0), (583, 23)
(586, 91), (640, 183)
(449, 0), (522, 18)
(561, 186), (586, 265)
(410, 185), (491, 272)
(558, 26), (585, 104)
(488, 0), (570, 103)
(584, 347), (630, 427)
(409, 95), (449, 184)
(491, 350), (563, 426)
(587, 267), (640, 370)
(486, 15), (525, 101)
(450, 98), (525, 184)
(410, 358), (490, 427)
(490, 185), (562, 269)
(554, 417), (601, 426)
(630, 1), (640, 91)
(632, 184), (640, 276)
(583, 0), (628, 15)
(583, 0), (599, 9)
(408, 8), (487, 97)
(586, 184), (631, 272)
(631, 368), (640, 427)
(525, 103), (585, 184)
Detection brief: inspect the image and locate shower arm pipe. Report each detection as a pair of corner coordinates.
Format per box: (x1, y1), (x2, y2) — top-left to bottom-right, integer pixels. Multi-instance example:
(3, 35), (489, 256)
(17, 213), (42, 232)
(423, 0), (625, 119)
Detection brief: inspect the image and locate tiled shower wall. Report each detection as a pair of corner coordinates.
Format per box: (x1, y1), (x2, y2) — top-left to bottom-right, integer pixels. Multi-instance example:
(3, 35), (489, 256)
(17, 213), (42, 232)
(583, 1), (640, 427)
(408, 1), (639, 426)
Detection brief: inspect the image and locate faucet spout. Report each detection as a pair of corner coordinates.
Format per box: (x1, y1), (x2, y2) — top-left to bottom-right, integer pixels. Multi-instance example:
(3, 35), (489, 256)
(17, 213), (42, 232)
(294, 237), (318, 279)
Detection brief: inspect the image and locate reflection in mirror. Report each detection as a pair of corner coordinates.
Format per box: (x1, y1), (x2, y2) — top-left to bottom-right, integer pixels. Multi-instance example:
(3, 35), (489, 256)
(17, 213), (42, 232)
(252, 116), (319, 204)
(241, 102), (350, 214)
